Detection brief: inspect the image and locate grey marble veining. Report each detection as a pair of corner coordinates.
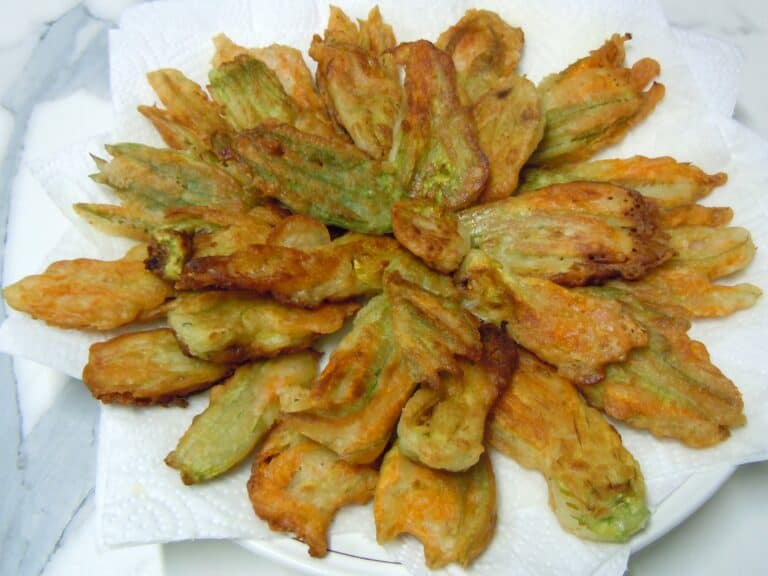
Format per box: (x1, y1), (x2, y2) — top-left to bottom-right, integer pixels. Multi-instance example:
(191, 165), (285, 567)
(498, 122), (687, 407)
(0, 382), (99, 576)
(661, 0), (768, 34)
(660, 0), (768, 136)
(0, 5), (111, 576)
(670, 11), (764, 35)
(1, 5), (111, 278)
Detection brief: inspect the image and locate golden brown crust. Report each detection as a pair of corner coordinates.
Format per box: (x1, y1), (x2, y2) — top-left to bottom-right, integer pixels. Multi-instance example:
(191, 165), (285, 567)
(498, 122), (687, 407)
(659, 204), (733, 228)
(176, 203), (286, 224)
(374, 444), (496, 568)
(247, 423), (378, 557)
(458, 250), (648, 384)
(391, 199), (470, 274)
(666, 226), (756, 280)
(520, 156), (728, 208)
(288, 359), (416, 464)
(436, 9), (524, 104)
(607, 267), (762, 319)
(309, 7), (399, 157)
(3, 255), (173, 330)
(459, 182), (672, 286)
(168, 291), (359, 363)
(139, 69), (229, 151)
(580, 290), (747, 447)
(82, 328), (233, 405)
(266, 214), (332, 249)
(177, 233), (404, 307)
(473, 77), (545, 202)
(390, 40), (489, 209)
(397, 325), (516, 471)
(533, 34), (665, 166)
(489, 351), (649, 541)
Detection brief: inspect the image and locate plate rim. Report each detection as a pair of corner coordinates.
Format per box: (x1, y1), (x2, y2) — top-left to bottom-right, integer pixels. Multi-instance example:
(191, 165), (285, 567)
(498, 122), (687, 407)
(236, 464), (735, 575)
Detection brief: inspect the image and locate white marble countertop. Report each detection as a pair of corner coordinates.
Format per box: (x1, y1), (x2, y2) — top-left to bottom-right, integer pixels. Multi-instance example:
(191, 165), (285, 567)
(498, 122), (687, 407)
(1, 1), (766, 575)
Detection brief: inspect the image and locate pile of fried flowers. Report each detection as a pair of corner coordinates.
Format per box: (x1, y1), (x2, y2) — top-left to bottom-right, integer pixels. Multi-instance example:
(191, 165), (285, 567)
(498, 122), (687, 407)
(4, 6), (761, 569)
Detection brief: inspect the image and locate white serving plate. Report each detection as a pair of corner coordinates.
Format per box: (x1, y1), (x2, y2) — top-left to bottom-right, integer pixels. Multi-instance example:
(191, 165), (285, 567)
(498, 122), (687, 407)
(236, 465), (734, 575)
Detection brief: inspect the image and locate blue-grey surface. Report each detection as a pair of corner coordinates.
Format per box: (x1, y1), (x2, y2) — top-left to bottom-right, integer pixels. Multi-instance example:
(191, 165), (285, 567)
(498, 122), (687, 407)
(0, 381), (99, 576)
(0, 6), (109, 576)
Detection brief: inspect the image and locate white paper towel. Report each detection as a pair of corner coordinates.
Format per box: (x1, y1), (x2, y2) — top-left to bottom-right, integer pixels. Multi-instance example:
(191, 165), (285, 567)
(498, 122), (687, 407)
(1, 0), (767, 575)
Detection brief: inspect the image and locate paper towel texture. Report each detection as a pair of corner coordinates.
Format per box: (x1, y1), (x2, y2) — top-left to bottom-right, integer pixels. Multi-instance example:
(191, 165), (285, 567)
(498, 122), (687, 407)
(1, 1), (767, 575)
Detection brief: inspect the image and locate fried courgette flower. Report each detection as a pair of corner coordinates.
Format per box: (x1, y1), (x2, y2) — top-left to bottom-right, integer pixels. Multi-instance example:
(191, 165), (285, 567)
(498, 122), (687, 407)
(211, 34), (337, 139)
(580, 288), (746, 447)
(436, 9), (524, 105)
(374, 443), (496, 568)
(398, 324), (517, 471)
(286, 261), (481, 463)
(309, 6), (400, 157)
(457, 250), (647, 384)
(176, 232), (405, 307)
(82, 328), (233, 405)
(489, 350), (649, 542)
(391, 198), (470, 274)
(520, 155), (728, 208)
(472, 76), (544, 202)
(165, 353), (318, 484)
(665, 225), (757, 280)
(605, 221), (760, 320)
(137, 206), (287, 281)
(146, 210), (335, 282)
(91, 143), (255, 212)
(607, 267), (762, 319)
(390, 40), (489, 210)
(458, 182), (672, 286)
(437, 9), (543, 202)
(531, 34), (665, 166)
(208, 56), (299, 130)
(248, 423), (378, 557)
(138, 68), (229, 152)
(73, 203), (284, 244)
(167, 291), (359, 363)
(3, 245), (173, 330)
(220, 124), (406, 233)
(285, 294), (407, 463)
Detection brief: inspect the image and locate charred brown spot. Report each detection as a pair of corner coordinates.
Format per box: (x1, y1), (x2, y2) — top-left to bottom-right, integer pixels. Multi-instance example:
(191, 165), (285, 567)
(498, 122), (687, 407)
(146, 230), (193, 282)
(478, 323), (518, 385)
(264, 139), (284, 157)
(520, 105), (538, 122)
